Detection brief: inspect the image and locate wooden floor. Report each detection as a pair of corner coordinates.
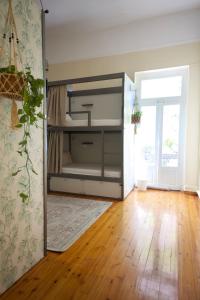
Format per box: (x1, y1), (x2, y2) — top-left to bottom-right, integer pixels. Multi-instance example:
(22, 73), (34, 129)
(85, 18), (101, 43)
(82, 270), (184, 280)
(1, 190), (200, 300)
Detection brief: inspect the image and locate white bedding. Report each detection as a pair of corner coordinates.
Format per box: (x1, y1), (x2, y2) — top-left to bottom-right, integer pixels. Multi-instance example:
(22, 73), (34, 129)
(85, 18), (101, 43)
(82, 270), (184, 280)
(62, 163), (121, 178)
(65, 118), (121, 127)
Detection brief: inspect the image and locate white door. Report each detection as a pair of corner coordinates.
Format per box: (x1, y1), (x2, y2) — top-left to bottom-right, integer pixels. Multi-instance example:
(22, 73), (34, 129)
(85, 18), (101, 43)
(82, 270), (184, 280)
(135, 67), (188, 190)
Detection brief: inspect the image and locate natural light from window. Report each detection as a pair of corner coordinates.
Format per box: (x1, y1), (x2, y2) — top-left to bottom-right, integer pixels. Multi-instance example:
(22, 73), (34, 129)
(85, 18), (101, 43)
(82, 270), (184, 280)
(141, 76), (182, 99)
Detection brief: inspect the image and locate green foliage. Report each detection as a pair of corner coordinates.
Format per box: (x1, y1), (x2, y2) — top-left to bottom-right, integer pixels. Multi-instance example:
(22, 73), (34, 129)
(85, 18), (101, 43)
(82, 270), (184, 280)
(0, 65), (18, 73)
(10, 66), (44, 204)
(133, 111), (142, 118)
(132, 98), (142, 134)
(132, 97), (142, 120)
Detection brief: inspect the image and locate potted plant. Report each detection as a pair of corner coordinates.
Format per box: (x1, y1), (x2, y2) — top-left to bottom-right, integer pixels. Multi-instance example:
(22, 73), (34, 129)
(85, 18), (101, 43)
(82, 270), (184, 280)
(0, 64), (44, 204)
(0, 65), (25, 100)
(0, 0), (44, 204)
(131, 110), (142, 124)
(131, 99), (142, 134)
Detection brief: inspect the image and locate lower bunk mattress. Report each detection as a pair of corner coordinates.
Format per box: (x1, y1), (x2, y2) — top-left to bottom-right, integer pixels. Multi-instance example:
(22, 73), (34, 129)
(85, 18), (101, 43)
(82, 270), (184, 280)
(62, 163), (121, 178)
(65, 118), (121, 127)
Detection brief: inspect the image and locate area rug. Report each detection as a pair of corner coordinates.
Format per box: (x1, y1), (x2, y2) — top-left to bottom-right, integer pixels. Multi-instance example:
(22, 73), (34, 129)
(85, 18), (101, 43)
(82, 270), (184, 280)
(47, 195), (112, 252)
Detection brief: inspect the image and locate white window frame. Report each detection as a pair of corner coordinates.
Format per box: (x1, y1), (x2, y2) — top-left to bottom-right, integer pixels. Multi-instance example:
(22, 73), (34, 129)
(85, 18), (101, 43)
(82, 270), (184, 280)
(135, 66), (189, 190)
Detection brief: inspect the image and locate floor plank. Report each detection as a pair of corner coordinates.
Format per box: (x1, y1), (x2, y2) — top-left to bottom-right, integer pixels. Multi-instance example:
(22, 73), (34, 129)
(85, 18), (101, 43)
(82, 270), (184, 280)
(1, 190), (200, 300)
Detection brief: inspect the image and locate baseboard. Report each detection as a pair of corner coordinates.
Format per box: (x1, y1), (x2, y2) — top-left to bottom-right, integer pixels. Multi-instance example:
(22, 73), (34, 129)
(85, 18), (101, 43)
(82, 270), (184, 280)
(184, 191), (198, 196)
(146, 186), (198, 196)
(183, 185), (198, 193)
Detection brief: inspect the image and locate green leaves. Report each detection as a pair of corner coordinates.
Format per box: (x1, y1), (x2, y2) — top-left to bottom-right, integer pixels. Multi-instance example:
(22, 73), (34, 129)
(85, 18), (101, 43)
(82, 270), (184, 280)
(19, 115), (28, 123)
(133, 111), (142, 118)
(37, 112), (44, 119)
(25, 131), (30, 137)
(8, 65), (17, 73)
(30, 115), (37, 124)
(15, 123), (22, 128)
(8, 65), (45, 204)
(18, 109), (23, 115)
(0, 65), (17, 73)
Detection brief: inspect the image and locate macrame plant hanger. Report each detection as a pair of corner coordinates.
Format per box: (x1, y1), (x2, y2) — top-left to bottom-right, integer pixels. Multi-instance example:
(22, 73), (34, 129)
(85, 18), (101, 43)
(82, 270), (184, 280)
(0, 0), (24, 129)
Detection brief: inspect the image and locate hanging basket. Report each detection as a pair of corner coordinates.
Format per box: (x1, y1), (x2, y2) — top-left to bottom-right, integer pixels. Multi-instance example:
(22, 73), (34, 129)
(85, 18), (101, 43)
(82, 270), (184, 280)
(0, 0), (24, 101)
(0, 0), (25, 128)
(131, 114), (141, 124)
(0, 72), (25, 100)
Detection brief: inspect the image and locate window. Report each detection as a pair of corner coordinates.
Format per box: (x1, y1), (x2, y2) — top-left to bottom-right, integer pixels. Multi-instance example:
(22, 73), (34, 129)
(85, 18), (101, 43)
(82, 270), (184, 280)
(161, 104), (180, 167)
(141, 76), (182, 99)
(135, 66), (188, 189)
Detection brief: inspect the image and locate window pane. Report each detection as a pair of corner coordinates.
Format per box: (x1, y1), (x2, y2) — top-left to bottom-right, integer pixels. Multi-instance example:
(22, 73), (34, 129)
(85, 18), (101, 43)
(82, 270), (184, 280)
(135, 106), (156, 184)
(141, 76), (182, 99)
(162, 158), (178, 167)
(162, 105), (180, 167)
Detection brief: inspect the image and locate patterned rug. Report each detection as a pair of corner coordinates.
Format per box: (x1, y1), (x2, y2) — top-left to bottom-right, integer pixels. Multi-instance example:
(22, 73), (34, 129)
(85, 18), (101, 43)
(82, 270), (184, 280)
(47, 195), (112, 252)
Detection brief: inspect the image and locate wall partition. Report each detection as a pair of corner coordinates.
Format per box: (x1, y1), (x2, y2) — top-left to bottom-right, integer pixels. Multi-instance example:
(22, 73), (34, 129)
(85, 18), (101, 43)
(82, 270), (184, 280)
(0, 0), (44, 294)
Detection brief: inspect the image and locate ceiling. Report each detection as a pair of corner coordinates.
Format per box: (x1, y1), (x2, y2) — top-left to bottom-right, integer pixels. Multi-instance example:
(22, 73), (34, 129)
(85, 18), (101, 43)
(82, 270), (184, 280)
(43, 0), (200, 33)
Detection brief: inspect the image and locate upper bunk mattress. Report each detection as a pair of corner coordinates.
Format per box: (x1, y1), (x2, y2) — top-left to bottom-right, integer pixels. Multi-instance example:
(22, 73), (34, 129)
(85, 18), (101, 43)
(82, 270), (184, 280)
(65, 118), (121, 127)
(62, 163), (121, 178)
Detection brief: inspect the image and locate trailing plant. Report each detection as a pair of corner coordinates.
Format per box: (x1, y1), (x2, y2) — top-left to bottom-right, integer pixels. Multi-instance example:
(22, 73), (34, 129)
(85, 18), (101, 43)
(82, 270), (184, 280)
(132, 110), (142, 123)
(1, 65), (45, 204)
(0, 65), (19, 74)
(131, 97), (142, 134)
(0, 0), (44, 204)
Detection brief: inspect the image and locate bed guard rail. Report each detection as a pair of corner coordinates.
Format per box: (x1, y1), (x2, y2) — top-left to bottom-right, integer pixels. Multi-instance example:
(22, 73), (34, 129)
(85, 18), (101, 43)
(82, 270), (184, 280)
(66, 111), (92, 126)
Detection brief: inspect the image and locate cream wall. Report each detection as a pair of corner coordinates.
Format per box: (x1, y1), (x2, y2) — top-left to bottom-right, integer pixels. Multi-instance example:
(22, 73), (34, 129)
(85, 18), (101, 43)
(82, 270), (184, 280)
(46, 8), (200, 63)
(48, 42), (200, 192)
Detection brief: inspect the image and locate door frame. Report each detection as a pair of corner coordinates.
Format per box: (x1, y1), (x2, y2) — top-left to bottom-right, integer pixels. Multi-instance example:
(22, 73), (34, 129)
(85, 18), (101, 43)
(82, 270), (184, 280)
(41, 9), (48, 256)
(135, 66), (189, 190)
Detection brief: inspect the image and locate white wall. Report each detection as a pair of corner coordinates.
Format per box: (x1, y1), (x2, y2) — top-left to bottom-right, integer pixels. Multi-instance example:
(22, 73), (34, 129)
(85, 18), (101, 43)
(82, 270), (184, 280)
(186, 63), (200, 191)
(48, 42), (200, 192)
(46, 8), (200, 64)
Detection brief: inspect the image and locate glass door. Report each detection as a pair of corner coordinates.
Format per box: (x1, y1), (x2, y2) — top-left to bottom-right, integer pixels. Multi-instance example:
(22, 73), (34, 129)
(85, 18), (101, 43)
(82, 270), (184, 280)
(135, 105), (157, 186)
(158, 103), (181, 189)
(135, 67), (188, 190)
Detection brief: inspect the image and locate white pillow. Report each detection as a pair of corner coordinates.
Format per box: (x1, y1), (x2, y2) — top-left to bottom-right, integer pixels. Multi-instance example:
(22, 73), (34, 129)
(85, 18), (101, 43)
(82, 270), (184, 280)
(66, 114), (72, 122)
(63, 152), (72, 165)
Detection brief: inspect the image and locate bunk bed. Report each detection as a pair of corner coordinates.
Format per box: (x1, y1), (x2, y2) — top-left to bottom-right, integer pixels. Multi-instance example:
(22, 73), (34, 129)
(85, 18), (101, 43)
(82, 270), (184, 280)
(47, 72), (135, 199)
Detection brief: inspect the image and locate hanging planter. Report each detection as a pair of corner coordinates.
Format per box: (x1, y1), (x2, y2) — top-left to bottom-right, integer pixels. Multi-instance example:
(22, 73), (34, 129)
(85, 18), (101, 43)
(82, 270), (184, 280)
(0, 66), (25, 129)
(0, 0), (44, 204)
(131, 111), (142, 124)
(0, 0), (26, 128)
(0, 69), (25, 100)
(131, 97), (142, 134)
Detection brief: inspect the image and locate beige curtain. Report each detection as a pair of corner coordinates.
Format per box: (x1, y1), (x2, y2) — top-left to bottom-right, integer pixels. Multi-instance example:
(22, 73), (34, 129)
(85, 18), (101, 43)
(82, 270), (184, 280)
(47, 85), (66, 173)
(48, 131), (63, 173)
(47, 85), (67, 126)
